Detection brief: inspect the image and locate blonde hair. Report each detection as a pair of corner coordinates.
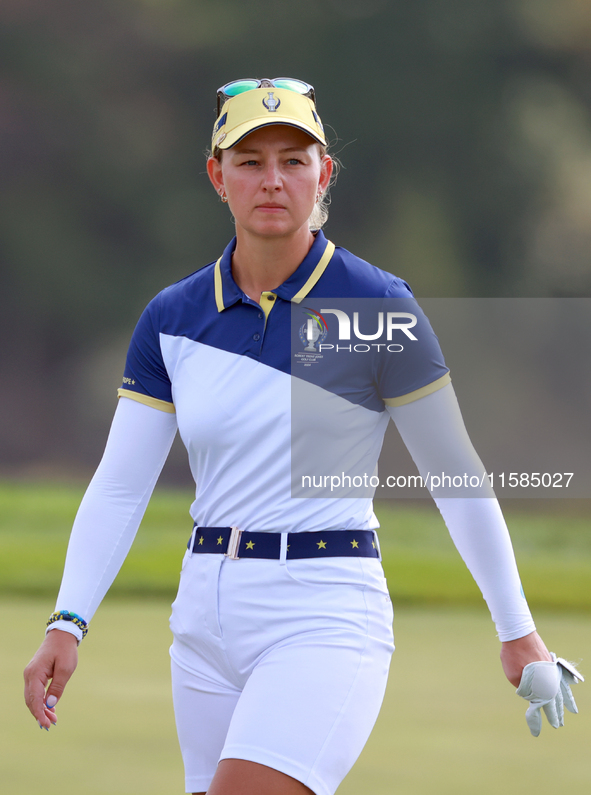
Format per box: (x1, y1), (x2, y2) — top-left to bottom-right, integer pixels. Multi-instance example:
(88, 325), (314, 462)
(309, 150), (331, 231)
(209, 142), (337, 231)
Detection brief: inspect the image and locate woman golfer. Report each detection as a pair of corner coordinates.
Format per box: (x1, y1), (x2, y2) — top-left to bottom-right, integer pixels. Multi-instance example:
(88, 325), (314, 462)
(24, 78), (582, 795)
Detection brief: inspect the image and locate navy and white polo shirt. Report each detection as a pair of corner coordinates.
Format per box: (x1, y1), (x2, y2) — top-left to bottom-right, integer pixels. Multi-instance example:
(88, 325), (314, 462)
(118, 231), (449, 532)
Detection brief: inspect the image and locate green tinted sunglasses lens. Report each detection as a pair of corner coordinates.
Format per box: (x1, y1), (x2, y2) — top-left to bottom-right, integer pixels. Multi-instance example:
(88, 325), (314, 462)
(216, 78), (315, 115)
(273, 79), (310, 94)
(224, 80), (260, 96)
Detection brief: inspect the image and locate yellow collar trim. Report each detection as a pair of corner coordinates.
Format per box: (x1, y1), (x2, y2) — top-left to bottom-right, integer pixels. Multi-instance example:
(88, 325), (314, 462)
(291, 240), (335, 304)
(214, 239), (336, 312)
(214, 257), (224, 312)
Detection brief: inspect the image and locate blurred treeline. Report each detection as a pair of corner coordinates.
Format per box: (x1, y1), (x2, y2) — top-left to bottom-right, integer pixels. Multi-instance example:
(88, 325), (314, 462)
(2, 0), (591, 476)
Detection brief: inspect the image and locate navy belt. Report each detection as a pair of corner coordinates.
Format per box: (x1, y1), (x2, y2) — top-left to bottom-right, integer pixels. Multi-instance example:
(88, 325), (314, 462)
(187, 526), (379, 560)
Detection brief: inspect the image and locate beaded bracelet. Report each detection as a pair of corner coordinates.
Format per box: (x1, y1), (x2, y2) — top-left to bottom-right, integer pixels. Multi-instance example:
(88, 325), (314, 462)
(46, 610), (88, 639)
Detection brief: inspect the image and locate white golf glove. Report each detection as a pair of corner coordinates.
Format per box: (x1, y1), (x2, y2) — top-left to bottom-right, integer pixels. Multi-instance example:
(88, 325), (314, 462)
(516, 652), (584, 736)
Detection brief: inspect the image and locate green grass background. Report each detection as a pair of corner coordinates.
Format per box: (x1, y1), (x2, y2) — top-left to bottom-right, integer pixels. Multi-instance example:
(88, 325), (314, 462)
(2, 482), (590, 610)
(2, 483), (590, 792)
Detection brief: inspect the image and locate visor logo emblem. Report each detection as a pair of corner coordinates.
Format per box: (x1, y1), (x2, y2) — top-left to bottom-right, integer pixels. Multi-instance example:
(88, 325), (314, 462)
(262, 92), (281, 112)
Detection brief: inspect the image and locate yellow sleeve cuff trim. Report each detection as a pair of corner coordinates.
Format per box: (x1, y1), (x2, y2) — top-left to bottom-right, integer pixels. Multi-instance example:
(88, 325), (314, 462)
(383, 372), (451, 408)
(117, 389), (176, 414)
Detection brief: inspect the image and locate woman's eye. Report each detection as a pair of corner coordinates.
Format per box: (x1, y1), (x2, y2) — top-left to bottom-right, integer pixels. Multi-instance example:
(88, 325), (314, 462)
(287, 158), (302, 166)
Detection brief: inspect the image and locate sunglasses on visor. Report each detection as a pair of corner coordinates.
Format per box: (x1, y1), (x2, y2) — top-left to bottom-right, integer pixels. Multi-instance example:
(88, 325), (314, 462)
(216, 78), (316, 116)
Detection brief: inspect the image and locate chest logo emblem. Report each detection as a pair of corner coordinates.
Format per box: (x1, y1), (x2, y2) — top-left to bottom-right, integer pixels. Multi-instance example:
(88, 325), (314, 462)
(294, 308), (328, 367)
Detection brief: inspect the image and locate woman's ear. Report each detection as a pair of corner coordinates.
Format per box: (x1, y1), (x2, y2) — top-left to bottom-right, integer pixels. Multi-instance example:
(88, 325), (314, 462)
(319, 154), (334, 195)
(207, 156), (224, 196)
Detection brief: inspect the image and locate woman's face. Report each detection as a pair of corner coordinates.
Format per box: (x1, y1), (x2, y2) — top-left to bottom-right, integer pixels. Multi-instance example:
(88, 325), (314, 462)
(207, 125), (332, 240)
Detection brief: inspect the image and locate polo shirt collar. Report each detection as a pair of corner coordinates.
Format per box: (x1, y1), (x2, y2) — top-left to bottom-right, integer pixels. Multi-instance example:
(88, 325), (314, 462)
(214, 230), (336, 312)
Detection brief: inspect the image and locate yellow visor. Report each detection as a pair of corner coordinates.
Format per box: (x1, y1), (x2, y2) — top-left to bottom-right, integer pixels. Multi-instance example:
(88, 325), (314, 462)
(211, 87), (326, 151)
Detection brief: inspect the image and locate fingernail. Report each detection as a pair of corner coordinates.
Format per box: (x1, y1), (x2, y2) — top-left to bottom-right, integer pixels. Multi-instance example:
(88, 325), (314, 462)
(38, 721), (43, 729)
(45, 726), (50, 731)
(46, 695), (58, 708)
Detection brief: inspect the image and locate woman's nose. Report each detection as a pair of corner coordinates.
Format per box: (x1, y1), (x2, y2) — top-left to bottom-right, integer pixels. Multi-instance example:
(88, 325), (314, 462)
(261, 162), (282, 190)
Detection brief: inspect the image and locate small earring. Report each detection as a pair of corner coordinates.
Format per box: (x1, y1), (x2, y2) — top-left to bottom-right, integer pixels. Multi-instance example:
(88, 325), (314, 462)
(219, 190), (228, 203)
(316, 190), (323, 204)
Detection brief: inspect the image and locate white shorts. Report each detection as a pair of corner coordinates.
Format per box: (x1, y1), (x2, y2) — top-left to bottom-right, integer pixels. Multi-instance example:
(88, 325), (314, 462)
(169, 549), (395, 795)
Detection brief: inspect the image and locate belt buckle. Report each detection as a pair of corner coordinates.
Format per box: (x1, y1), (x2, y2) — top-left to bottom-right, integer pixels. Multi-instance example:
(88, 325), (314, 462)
(225, 526), (242, 560)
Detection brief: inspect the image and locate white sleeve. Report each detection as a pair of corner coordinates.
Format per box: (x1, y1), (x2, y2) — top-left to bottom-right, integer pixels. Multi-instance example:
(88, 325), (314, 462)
(47, 397), (178, 641)
(387, 383), (536, 642)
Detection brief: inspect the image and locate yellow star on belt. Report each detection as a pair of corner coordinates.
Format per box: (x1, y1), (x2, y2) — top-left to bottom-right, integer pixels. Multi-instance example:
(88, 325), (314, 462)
(246, 540), (255, 550)
(317, 540), (327, 549)
(351, 539), (359, 548)
(198, 536), (204, 545)
(217, 536), (223, 545)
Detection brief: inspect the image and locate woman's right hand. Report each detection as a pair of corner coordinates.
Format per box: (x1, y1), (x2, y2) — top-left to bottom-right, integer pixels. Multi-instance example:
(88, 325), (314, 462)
(23, 629), (79, 729)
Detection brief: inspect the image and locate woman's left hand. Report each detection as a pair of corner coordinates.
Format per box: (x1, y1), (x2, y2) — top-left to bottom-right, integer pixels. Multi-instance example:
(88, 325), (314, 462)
(502, 631), (584, 735)
(500, 630), (553, 687)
